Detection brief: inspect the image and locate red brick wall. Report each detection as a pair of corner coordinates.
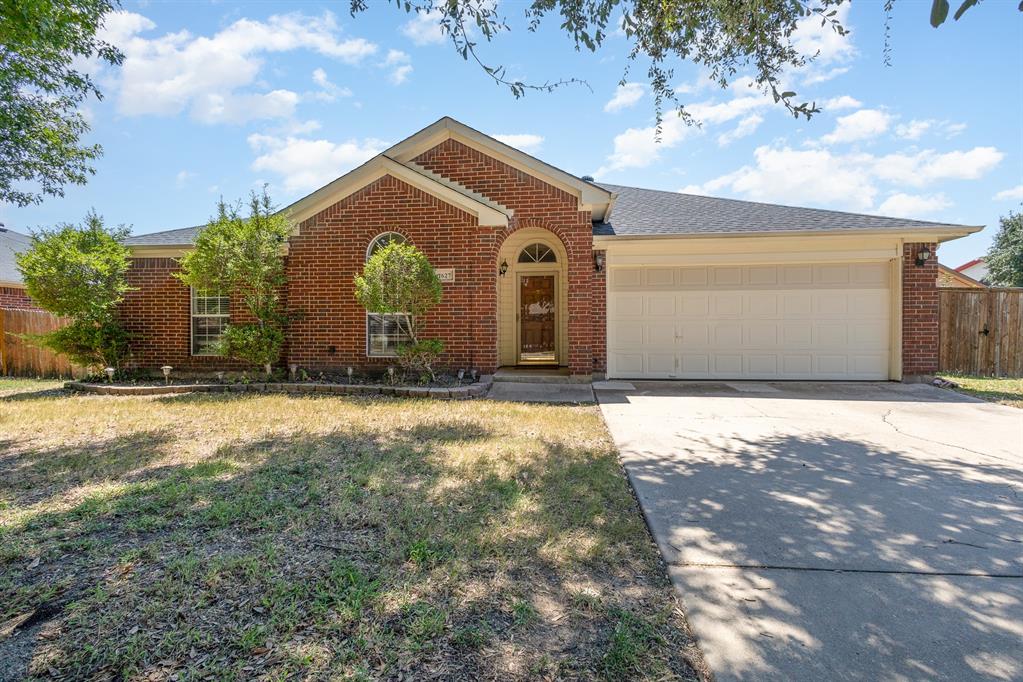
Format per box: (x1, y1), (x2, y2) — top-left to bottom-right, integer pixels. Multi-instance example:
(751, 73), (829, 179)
(0, 286), (37, 310)
(286, 174), (487, 373)
(120, 258), (249, 372)
(413, 139), (596, 375)
(592, 251), (607, 375)
(902, 242), (940, 377)
(118, 140), (599, 377)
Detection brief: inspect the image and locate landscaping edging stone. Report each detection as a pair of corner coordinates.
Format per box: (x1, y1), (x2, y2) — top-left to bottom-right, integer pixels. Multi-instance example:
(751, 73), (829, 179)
(64, 379), (492, 400)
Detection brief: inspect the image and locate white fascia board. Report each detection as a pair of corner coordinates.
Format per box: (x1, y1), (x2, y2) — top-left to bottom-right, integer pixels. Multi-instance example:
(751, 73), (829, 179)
(283, 155), (509, 228)
(592, 224), (983, 245)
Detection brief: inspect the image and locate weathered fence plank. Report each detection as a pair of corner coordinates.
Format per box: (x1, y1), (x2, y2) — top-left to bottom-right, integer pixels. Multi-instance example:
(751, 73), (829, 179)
(0, 308), (80, 378)
(940, 288), (1023, 377)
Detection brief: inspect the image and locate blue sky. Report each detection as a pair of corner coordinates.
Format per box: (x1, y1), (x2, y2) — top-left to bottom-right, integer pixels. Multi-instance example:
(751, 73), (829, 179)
(3, 1), (1021, 267)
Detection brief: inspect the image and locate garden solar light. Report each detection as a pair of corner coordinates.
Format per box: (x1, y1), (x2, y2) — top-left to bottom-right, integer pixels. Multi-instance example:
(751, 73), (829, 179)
(161, 366), (172, 384)
(289, 363), (298, 381)
(104, 367), (115, 383)
(347, 367), (354, 382)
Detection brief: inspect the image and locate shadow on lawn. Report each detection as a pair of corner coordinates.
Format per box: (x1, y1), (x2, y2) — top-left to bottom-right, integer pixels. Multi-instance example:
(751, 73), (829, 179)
(1, 414), (701, 681)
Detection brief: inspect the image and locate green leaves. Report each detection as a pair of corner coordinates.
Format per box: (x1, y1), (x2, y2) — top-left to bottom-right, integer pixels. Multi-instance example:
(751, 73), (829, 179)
(15, 211), (133, 367)
(176, 188), (293, 368)
(985, 209), (1023, 288)
(930, 0), (951, 27)
(0, 0), (123, 206)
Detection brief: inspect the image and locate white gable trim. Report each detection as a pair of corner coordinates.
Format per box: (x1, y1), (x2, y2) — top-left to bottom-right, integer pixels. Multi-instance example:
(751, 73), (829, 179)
(385, 117), (612, 220)
(284, 155), (510, 228)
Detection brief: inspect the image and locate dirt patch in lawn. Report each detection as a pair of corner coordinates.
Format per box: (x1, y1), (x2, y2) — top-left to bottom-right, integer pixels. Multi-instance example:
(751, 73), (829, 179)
(0, 382), (708, 680)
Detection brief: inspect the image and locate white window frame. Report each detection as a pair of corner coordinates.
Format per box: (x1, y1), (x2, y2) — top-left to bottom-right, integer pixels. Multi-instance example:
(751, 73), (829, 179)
(190, 288), (229, 356)
(366, 312), (413, 357)
(365, 232), (411, 357)
(366, 231), (406, 260)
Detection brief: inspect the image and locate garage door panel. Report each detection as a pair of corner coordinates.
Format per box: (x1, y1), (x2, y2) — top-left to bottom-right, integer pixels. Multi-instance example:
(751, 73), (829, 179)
(608, 262), (891, 380)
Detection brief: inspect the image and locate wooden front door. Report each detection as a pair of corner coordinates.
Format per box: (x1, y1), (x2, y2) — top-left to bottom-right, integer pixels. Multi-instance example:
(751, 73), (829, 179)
(518, 274), (556, 364)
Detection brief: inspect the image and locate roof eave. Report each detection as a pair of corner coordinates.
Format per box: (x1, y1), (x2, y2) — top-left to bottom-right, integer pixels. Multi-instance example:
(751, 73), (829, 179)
(593, 225), (984, 242)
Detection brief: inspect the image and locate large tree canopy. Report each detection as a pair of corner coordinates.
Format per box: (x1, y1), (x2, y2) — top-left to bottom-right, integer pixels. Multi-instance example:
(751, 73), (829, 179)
(358, 0), (1019, 128)
(986, 209), (1023, 288)
(0, 0), (123, 206)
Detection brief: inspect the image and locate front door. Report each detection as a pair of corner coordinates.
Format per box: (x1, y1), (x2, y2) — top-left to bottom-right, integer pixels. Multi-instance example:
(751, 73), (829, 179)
(518, 274), (556, 364)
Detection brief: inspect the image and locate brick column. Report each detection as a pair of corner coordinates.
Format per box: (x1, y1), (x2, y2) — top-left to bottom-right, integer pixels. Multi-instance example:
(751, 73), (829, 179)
(901, 242), (939, 377)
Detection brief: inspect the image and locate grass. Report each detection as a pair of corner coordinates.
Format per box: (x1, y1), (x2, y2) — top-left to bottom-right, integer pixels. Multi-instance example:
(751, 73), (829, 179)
(0, 379), (707, 680)
(939, 374), (1023, 408)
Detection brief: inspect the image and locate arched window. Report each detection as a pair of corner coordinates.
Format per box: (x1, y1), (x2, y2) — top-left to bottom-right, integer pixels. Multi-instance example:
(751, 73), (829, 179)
(366, 231), (406, 260)
(365, 232), (410, 356)
(518, 242), (557, 263)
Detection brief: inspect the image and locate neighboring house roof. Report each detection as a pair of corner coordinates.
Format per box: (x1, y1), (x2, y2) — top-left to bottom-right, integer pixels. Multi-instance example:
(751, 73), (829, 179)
(594, 184), (980, 239)
(938, 263), (986, 288)
(954, 257), (984, 272)
(0, 227), (32, 287)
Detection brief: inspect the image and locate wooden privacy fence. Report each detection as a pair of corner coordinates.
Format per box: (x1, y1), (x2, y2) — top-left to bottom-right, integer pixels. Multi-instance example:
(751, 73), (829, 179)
(0, 308), (80, 378)
(939, 288), (1023, 377)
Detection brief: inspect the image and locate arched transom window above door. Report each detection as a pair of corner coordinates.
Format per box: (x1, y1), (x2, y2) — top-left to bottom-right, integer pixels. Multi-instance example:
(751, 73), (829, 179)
(518, 243), (557, 263)
(366, 232), (406, 260)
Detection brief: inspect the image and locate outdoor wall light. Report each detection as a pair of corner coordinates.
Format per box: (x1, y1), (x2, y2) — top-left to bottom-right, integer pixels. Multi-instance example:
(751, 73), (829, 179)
(915, 246), (932, 267)
(593, 252), (605, 273)
(499, 260), (509, 276)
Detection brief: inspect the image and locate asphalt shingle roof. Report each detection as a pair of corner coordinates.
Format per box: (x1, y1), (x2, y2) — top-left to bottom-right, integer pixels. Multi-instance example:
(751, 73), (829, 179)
(121, 182), (975, 247)
(593, 183), (970, 237)
(123, 225), (202, 246)
(0, 228), (32, 285)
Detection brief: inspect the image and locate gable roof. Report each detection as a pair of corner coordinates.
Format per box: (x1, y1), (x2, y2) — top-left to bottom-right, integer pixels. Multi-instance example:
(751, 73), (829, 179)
(386, 117), (613, 219)
(955, 257), (985, 272)
(938, 263), (986, 288)
(0, 228), (32, 287)
(594, 184), (982, 240)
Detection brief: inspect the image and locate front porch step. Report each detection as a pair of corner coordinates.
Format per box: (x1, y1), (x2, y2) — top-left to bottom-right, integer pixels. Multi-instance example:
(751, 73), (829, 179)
(493, 368), (589, 384)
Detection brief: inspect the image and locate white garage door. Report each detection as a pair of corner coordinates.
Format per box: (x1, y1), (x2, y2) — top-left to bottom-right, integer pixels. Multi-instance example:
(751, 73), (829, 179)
(607, 262), (891, 380)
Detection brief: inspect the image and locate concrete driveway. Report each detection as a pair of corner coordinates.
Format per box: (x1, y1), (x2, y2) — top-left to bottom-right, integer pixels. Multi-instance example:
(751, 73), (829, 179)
(597, 381), (1023, 682)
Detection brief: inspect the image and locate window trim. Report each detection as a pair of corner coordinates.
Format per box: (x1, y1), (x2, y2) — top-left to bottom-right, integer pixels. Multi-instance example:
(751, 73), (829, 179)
(190, 287), (230, 357)
(365, 311), (413, 358)
(366, 231), (407, 260)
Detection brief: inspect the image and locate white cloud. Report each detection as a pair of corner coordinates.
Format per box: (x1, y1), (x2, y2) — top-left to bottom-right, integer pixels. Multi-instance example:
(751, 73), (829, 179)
(792, 4), (855, 65)
(994, 184), (1023, 201)
(604, 83), (644, 113)
(823, 95), (861, 110)
(310, 67), (352, 101)
(819, 108), (891, 145)
(801, 66), (850, 85)
(382, 49), (412, 84)
(682, 145), (879, 210)
(99, 10), (377, 123)
(717, 114), (763, 146)
(598, 94), (773, 174)
(873, 147), (1004, 186)
(680, 144), (1003, 214)
(895, 118), (967, 140)
(247, 134), (388, 193)
(401, 9), (446, 45)
(492, 133), (544, 153)
(877, 192), (952, 217)
(175, 170), (194, 187)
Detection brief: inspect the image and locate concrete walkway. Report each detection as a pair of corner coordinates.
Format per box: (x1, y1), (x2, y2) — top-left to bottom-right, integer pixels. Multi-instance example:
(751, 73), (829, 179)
(487, 381), (594, 403)
(597, 381), (1023, 682)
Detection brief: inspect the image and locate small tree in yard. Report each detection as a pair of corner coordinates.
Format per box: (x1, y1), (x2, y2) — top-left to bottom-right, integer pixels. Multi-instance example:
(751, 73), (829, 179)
(15, 211), (132, 369)
(985, 208), (1023, 288)
(176, 190), (291, 376)
(354, 242), (444, 381)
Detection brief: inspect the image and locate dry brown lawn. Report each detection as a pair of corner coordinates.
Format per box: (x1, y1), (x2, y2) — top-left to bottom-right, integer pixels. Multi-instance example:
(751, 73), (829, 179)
(0, 379), (707, 681)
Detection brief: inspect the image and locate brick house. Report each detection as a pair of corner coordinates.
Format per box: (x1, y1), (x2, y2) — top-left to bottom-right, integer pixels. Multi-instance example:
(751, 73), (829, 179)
(0, 227), (37, 310)
(122, 117), (980, 381)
